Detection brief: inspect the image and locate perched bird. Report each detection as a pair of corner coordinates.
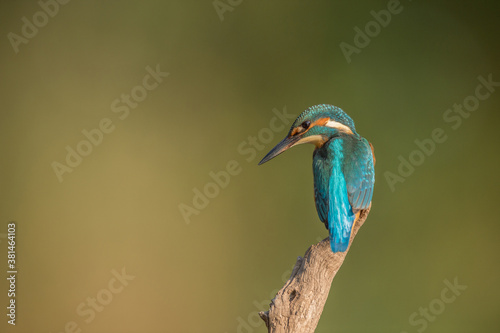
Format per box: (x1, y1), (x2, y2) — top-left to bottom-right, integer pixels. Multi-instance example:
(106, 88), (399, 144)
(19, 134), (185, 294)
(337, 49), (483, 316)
(259, 104), (375, 252)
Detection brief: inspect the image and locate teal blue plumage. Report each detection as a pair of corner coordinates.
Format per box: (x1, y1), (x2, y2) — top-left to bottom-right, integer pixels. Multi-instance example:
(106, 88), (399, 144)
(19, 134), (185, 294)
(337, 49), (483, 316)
(259, 104), (375, 253)
(313, 136), (374, 252)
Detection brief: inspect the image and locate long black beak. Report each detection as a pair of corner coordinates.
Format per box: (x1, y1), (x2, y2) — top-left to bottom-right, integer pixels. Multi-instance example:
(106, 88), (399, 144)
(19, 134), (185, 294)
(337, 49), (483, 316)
(258, 135), (300, 165)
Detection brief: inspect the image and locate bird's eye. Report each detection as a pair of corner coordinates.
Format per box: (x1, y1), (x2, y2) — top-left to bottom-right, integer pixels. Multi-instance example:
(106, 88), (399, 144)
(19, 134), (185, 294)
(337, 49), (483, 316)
(301, 121), (311, 130)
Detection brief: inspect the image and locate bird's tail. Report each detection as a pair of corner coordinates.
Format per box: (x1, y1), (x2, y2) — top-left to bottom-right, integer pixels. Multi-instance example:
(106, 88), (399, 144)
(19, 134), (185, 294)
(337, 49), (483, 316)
(329, 211), (361, 252)
(329, 234), (350, 252)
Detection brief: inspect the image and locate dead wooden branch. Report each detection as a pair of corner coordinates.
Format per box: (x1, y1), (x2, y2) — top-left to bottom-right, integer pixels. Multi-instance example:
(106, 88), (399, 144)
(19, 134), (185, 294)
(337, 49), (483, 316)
(259, 207), (371, 333)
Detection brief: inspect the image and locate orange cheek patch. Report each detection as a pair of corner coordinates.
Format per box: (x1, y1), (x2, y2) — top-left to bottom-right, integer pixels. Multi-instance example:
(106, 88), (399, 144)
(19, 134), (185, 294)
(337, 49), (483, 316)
(311, 117), (330, 127)
(291, 117), (330, 136)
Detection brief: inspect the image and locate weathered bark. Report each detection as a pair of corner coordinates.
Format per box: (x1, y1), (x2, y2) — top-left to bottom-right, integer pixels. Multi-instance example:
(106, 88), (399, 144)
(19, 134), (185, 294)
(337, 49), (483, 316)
(259, 207), (371, 333)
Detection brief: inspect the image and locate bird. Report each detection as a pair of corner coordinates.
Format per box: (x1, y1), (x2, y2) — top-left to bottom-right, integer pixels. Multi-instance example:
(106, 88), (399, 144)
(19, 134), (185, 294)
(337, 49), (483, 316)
(258, 104), (375, 252)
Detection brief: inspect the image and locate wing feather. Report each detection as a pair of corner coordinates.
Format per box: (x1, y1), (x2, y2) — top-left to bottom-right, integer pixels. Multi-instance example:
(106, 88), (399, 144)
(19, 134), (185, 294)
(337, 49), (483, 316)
(344, 138), (375, 211)
(313, 137), (375, 252)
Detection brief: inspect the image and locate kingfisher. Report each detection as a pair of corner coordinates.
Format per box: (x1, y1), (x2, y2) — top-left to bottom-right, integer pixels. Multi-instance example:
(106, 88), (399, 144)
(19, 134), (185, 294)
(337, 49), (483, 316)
(259, 104), (375, 252)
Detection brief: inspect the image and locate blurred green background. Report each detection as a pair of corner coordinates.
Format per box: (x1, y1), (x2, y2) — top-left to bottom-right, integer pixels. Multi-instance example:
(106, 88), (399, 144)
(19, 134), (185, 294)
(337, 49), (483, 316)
(0, 1), (499, 332)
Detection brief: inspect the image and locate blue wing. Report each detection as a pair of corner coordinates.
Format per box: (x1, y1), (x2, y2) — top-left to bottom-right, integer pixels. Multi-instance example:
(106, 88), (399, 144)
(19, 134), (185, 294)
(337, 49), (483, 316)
(313, 150), (330, 224)
(344, 138), (375, 211)
(313, 137), (375, 252)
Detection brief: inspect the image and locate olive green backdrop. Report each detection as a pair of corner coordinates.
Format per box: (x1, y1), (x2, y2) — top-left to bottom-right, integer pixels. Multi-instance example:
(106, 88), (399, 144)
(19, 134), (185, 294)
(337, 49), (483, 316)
(0, 1), (499, 332)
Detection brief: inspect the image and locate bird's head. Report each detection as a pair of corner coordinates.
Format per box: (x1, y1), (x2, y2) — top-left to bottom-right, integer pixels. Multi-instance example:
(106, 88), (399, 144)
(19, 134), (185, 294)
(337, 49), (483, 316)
(259, 104), (357, 165)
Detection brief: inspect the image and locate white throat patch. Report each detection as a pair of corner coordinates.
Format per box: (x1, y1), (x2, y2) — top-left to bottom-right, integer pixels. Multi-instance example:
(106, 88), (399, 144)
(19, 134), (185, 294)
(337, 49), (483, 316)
(324, 120), (353, 134)
(294, 135), (328, 148)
